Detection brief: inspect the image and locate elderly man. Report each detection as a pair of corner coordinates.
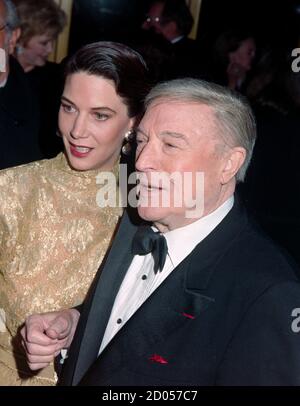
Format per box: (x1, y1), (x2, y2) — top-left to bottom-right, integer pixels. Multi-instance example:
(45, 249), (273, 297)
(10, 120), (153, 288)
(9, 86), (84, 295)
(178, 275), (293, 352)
(21, 79), (300, 386)
(0, 0), (43, 169)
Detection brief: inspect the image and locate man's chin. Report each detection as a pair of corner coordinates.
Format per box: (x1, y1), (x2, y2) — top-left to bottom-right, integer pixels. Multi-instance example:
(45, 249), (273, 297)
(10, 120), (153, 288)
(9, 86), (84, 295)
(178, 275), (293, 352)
(137, 206), (168, 223)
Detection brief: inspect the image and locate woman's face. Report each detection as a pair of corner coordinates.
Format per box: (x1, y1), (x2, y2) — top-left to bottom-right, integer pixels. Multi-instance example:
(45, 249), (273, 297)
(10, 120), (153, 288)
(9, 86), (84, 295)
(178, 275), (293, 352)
(21, 33), (54, 69)
(59, 72), (134, 171)
(229, 37), (256, 71)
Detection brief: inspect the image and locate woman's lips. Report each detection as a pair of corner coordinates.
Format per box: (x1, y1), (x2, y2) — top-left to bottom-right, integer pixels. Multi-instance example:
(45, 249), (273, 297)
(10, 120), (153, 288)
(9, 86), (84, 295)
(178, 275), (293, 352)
(69, 142), (93, 158)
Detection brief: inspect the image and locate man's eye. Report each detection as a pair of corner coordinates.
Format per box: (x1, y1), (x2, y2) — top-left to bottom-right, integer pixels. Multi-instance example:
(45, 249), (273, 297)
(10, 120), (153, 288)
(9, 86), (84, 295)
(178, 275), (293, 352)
(165, 143), (177, 149)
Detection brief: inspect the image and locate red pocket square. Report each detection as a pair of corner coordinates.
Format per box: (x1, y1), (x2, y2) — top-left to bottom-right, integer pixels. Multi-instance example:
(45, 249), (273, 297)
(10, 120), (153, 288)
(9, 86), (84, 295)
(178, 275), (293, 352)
(149, 354), (168, 364)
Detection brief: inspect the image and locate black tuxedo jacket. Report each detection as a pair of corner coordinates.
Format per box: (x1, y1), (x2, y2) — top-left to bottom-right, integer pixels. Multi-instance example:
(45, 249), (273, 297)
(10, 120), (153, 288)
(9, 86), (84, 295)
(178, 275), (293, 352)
(60, 200), (300, 386)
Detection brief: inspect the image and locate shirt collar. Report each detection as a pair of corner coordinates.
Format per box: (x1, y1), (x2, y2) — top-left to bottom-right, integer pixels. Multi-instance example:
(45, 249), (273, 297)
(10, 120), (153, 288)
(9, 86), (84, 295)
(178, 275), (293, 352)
(159, 196), (234, 268)
(170, 35), (184, 44)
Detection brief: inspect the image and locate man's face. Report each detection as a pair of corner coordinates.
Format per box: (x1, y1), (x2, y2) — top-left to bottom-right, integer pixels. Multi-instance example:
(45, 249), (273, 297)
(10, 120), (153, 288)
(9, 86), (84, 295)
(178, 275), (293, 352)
(135, 100), (231, 231)
(142, 2), (164, 34)
(0, 0), (9, 81)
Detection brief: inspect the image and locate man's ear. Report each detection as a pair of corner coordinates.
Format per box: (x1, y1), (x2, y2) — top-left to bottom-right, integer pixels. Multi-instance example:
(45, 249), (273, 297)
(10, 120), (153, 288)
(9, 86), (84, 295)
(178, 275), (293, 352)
(221, 147), (246, 184)
(8, 27), (21, 55)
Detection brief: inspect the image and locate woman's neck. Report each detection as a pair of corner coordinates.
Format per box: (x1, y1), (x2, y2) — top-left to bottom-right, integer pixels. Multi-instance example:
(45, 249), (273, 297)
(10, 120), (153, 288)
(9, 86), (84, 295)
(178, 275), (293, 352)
(16, 53), (34, 73)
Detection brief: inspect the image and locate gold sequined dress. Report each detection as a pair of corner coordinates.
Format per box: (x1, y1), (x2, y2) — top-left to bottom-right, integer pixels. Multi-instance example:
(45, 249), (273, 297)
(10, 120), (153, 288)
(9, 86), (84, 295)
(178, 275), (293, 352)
(0, 153), (122, 385)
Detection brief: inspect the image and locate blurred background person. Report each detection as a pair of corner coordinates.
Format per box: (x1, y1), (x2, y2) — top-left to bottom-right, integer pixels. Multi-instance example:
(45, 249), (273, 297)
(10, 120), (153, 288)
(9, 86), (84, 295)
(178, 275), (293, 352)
(0, 0), (19, 84)
(140, 0), (205, 79)
(239, 50), (300, 264)
(0, 0), (43, 170)
(13, 0), (67, 158)
(210, 28), (256, 91)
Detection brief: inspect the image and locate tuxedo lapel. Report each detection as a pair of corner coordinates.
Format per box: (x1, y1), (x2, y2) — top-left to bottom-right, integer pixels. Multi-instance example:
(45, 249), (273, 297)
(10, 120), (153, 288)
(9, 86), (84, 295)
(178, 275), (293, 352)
(116, 256), (215, 356)
(70, 211), (138, 385)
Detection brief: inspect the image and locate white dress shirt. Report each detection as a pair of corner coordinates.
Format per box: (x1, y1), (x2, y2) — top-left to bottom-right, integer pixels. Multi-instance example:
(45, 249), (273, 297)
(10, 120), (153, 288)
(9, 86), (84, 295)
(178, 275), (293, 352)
(99, 196), (234, 354)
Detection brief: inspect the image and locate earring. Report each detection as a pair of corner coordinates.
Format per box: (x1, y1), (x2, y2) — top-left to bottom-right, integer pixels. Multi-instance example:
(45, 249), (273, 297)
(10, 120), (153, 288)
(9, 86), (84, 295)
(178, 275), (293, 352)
(122, 129), (135, 155)
(56, 129), (62, 138)
(124, 129), (135, 142)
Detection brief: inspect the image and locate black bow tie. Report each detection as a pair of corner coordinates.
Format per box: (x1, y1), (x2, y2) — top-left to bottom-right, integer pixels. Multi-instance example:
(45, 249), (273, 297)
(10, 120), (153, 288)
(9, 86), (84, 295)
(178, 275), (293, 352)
(132, 226), (168, 274)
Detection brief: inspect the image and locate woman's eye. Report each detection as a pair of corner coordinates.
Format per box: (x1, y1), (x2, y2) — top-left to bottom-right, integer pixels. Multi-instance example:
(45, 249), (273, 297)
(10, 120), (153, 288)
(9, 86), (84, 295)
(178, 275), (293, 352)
(61, 103), (76, 113)
(94, 112), (109, 121)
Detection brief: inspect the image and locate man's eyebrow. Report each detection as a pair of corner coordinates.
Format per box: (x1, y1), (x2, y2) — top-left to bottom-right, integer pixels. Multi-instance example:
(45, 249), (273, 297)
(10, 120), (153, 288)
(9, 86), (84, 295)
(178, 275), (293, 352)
(136, 129), (189, 144)
(61, 96), (116, 113)
(160, 131), (188, 141)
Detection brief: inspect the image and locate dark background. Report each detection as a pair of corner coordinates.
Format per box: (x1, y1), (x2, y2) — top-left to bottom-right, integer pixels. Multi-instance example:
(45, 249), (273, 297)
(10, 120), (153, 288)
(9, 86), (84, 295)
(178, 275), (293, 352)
(69, 0), (300, 54)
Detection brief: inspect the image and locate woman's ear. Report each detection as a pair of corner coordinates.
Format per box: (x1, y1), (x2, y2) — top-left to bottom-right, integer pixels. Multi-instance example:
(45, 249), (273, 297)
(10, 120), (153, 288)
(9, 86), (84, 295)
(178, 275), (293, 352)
(221, 147), (246, 184)
(128, 117), (136, 131)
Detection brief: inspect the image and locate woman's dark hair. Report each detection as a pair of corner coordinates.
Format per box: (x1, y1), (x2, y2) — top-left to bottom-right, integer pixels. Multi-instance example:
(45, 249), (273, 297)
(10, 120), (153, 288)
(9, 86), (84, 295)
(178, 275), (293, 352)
(65, 41), (150, 119)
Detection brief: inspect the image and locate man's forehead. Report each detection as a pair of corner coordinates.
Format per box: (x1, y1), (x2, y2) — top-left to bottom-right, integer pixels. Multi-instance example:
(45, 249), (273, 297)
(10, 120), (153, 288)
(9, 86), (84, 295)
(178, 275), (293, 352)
(143, 100), (214, 121)
(139, 101), (218, 143)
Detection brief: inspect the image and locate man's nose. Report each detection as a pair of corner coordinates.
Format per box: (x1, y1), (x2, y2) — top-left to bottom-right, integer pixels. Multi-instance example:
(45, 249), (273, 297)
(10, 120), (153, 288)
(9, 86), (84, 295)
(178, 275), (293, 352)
(70, 114), (88, 139)
(135, 141), (158, 172)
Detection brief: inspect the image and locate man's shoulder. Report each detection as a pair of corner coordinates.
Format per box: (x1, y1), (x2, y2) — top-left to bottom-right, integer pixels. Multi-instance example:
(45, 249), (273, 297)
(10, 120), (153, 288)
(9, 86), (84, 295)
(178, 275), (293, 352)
(223, 214), (300, 290)
(194, 200), (300, 293)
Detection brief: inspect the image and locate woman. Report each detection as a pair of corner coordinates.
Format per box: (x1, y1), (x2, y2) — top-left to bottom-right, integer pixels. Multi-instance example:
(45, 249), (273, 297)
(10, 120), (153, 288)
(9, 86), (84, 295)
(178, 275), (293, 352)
(13, 0), (66, 73)
(0, 41), (149, 385)
(211, 29), (256, 91)
(13, 0), (67, 157)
